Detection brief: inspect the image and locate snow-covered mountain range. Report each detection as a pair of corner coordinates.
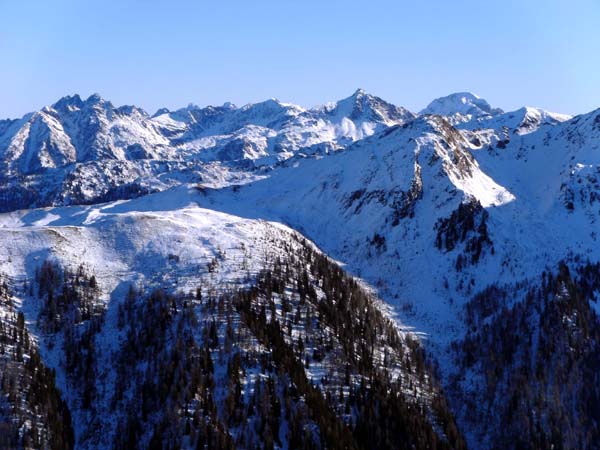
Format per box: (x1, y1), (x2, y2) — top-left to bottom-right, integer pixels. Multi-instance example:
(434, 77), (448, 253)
(0, 89), (416, 212)
(1, 90), (599, 449)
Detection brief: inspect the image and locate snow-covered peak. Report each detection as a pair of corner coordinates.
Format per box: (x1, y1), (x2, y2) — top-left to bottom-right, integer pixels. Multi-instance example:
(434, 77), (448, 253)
(238, 98), (304, 121)
(327, 88), (369, 115)
(52, 94), (85, 112)
(338, 87), (369, 107)
(84, 93), (109, 107)
(523, 105), (570, 120)
(319, 89), (415, 126)
(502, 106), (570, 134)
(420, 92), (503, 123)
(48, 93), (113, 116)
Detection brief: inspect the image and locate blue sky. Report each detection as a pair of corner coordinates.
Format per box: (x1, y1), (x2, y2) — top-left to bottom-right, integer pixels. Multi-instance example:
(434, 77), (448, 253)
(1, 0), (599, 118)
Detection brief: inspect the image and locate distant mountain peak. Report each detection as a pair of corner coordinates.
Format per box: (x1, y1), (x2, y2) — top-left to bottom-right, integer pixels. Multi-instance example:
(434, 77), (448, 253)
(50, 93), (112, 115)
(152, 107), (170, 118)
(351, 87), (366, 98)
(343, 88), (371, 104)
(115, 104), (148, 117)
(238, 98), (305, 119)
(323, 89), (414, 125)
(50, 92), (115, 111)
(85, 93), (105, 104)
(52, 94), (85, 111)
(519, 105), (571, 122)
(243, 98), (284, 109)
(420, 92), (504, 121)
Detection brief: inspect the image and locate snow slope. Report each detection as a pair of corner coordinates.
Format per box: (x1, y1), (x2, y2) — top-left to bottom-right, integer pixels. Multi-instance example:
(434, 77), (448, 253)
(0, 186), (301, 297)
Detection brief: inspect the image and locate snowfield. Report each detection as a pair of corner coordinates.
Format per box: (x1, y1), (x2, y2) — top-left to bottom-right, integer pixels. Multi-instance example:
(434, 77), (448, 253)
(0, 186), (309, 299)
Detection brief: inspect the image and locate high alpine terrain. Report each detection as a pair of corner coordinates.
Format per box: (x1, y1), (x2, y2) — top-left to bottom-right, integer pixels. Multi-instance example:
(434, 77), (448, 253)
(1, 89), (599, 449)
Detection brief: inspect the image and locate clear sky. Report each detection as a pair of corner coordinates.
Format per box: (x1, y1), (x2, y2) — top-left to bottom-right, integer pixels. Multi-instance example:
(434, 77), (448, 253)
(1, 0), (599, 118)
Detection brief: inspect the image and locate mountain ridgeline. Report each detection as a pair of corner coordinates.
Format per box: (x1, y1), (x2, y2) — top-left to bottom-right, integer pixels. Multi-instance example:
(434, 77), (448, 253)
(0, 90), (599, 449)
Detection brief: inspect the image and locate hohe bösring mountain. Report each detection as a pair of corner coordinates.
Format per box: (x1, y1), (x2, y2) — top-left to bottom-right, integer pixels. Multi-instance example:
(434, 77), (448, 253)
(1, 89), (599, 449)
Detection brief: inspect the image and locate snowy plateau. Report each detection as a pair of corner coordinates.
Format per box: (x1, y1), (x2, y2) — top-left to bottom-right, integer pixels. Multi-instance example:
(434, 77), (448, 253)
(1, 89), (600, 450)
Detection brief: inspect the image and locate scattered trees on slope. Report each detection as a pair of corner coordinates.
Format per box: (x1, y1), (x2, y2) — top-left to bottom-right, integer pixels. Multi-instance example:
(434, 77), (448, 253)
(451, 261), (600, 449)
(0, 275), (74, 450)
(20, 243), (464, 450)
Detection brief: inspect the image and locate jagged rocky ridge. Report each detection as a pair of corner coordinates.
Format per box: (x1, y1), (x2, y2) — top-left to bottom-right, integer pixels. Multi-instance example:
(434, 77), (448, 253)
(0, 89), (414, 212)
